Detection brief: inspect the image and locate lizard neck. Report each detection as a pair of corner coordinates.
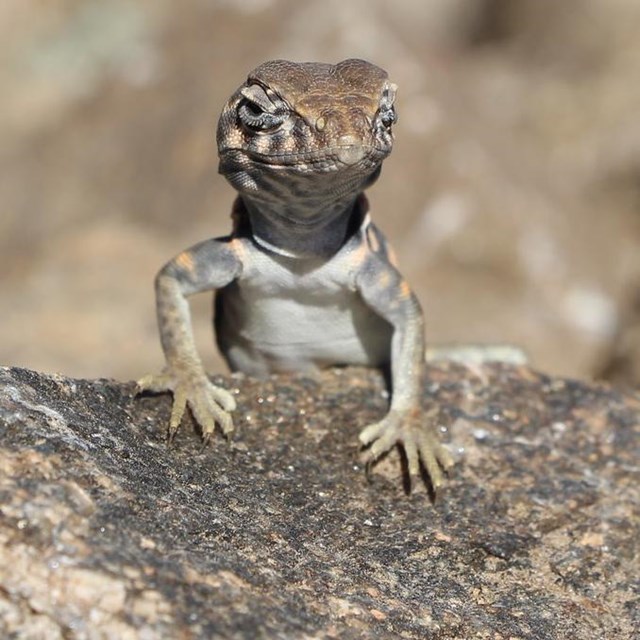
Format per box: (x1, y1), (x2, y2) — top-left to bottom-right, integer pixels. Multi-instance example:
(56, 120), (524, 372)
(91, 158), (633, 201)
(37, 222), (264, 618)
(239, 193), (367, 259)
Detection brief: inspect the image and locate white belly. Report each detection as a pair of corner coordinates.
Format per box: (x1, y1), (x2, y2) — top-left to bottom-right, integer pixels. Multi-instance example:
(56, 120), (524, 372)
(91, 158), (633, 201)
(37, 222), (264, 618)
(215, 246), (392, 375)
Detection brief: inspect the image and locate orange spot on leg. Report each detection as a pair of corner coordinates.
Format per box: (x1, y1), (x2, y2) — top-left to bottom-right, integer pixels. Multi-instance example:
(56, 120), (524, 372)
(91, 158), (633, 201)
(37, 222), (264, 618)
(176, 252), (195, 272)
(399, 280), (411, 299)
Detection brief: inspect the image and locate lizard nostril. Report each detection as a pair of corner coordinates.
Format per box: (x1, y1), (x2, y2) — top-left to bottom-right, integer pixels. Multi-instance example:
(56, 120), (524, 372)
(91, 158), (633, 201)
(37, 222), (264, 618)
(336, 134), (365, 165)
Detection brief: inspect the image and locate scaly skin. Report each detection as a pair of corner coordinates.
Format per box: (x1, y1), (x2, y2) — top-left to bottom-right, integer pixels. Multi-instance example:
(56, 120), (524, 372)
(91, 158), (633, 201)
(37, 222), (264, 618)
(138, 59), (453, 490)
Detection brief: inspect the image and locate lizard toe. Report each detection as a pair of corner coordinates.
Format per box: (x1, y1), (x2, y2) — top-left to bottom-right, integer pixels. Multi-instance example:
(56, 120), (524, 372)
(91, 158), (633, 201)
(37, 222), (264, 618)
(136, 371), (173, 394)
(209, 385), (237, 413)
(361, 407), (453, 492)
(189, 381), (236, 442)
(359, 414), (397, 446)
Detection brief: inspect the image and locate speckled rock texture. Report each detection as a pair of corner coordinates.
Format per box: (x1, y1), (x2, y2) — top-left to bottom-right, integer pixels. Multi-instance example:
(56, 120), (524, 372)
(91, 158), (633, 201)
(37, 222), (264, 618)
(0, 364), (638, 639)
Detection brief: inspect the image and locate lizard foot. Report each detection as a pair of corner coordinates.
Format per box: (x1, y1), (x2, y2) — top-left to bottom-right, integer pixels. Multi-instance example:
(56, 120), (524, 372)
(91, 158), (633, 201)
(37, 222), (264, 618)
(137, 369), (236, 443)
(359, 407), (454, 492)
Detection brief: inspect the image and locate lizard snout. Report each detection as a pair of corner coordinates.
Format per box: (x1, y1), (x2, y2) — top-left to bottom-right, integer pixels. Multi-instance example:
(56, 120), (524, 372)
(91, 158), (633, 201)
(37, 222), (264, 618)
(336, 135), (366, 166)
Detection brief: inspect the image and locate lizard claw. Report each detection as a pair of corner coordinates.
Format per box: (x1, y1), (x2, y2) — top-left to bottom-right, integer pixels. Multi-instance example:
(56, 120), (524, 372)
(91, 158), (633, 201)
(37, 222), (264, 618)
(359, 408), (454, 491)
(136, 369), (236, 443)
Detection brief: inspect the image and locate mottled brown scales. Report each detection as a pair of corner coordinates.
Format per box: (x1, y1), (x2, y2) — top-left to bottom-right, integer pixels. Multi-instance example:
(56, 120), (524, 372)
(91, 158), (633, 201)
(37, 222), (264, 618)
(138, 59), (453, 491)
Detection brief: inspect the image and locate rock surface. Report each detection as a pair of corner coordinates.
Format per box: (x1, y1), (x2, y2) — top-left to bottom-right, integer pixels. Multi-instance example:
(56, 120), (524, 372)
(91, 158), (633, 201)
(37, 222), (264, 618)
(0, 364), (638, 639)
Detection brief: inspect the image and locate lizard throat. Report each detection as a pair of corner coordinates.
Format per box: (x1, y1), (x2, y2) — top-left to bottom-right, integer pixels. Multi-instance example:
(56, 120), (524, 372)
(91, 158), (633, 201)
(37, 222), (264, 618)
(240, 194), (367, 259)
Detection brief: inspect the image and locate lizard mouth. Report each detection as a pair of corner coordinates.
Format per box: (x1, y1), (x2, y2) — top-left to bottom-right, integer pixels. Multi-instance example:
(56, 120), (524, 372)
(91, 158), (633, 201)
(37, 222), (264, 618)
(218, 140), (388, 203)
(221, 143), (390, 172)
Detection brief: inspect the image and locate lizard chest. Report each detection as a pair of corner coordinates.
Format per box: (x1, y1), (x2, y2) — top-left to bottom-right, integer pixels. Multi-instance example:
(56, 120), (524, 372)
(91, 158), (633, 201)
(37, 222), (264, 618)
(214, 244), (392, 373)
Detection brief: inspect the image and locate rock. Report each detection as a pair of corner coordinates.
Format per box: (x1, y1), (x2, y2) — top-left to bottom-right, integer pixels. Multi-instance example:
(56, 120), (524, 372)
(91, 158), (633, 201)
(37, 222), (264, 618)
(0, 364), (638, 638)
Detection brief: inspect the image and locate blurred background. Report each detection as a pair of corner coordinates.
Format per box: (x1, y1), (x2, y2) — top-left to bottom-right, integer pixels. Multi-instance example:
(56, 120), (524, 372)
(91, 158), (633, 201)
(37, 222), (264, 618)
(2, 0), (640, 384)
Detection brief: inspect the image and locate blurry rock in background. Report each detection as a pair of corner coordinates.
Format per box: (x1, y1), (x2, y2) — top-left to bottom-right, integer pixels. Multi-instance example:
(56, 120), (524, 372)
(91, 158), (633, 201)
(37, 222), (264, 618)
(597, 287), (640, 386)
(1, 0), (639, 384)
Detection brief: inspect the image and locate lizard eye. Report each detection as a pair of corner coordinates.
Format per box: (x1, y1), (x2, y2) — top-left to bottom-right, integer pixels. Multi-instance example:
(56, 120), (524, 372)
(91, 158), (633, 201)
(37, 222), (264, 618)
(238, 100), (283, 131)
(379, 105), (397, 128)
(378, 83), (398, 129)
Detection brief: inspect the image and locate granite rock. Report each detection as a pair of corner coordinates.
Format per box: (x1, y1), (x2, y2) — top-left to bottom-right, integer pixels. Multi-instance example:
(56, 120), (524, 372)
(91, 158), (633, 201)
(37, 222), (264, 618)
(0, 364), (638, 639)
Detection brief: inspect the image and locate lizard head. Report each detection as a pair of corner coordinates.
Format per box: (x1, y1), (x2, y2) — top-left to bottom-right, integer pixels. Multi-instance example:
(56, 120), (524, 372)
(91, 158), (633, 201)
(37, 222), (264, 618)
(216, 59), (397, 208)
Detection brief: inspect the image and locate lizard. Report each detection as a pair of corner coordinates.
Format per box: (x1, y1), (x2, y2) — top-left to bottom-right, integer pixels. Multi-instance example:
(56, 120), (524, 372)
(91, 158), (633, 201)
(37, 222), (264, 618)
(138, 58), (454, 490)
